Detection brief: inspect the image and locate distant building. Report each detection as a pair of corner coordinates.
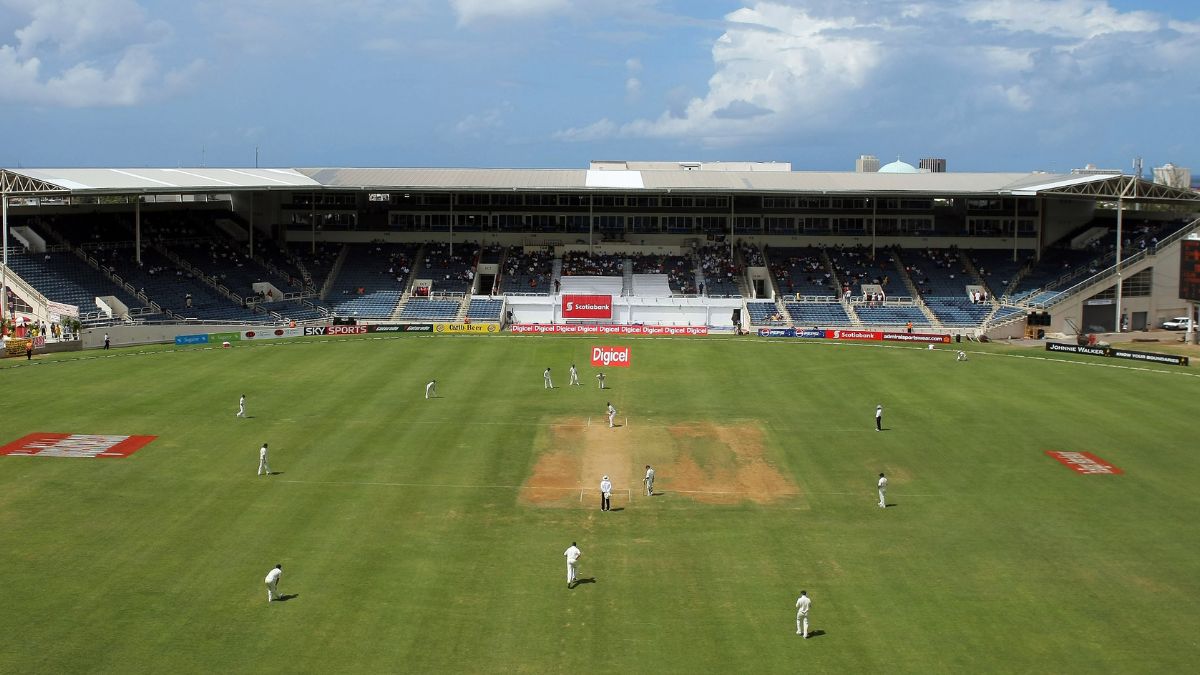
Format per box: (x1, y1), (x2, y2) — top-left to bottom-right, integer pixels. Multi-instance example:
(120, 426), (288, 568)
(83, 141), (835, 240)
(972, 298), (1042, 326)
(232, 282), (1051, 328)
(1153, 163), (1191, 189)
(878, 159), (920, 174)
(1071, 163), (1122, 176)
(919, 158), (947, 173)
(855, 155), (880, 173)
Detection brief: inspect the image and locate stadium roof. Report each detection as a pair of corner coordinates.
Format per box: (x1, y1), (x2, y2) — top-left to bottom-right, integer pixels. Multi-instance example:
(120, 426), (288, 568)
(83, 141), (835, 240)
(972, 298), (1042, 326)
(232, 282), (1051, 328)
(2, 166), (1197, 202)
(0, 168), (319, 194)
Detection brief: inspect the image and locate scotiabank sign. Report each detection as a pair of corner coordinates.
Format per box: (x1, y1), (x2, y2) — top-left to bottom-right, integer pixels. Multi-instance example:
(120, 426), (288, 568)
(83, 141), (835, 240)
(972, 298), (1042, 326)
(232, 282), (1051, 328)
(512, 324), (708, 336)
(562, 294), (613, 319)
(818, 329), (951, 343)
(591, 346), (631, 367)
(304, 325), (369, 336)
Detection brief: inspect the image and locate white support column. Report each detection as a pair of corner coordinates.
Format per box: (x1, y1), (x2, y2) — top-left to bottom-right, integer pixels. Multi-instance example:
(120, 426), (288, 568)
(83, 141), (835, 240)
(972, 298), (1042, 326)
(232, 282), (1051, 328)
(135, 199), (142, 266)
(1115, 195), (1124, 333)
(248, 193), (255, 258)
(1, 189), (7, 323)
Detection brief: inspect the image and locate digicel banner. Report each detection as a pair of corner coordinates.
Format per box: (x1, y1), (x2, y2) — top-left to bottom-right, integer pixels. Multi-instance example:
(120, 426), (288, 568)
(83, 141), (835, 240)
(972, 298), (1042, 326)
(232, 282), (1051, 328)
(591, 346), (631, 367)
(512, 324), (709, 336)
(562, 294), (613, 319)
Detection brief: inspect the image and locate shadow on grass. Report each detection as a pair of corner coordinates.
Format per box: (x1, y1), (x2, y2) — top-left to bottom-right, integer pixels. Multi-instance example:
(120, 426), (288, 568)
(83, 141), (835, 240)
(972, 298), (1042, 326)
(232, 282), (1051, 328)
(570, 578), (597, 589)
(275, 594), (299, 602)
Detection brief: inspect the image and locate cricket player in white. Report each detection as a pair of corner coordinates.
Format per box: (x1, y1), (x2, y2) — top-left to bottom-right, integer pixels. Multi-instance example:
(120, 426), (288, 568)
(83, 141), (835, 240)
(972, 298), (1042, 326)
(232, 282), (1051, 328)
(956, 350), (968, 361)
(544, 367), (554, 389)
(606, 402), (617, 428)
(569, 364), (580, 386)
(265, 564), (282, 602)
(875, 404), (883, 432)
(877, 472), (888, 508)
(795, 591), (811, 637)
(564, 542), (581, 588)
(258, 443), (271, 476)
(425, 380), (437, 399)
(596, 372), (606, 389)
(599, 475), (612, 511)
(237, 394), (246, 418)
(643, 465), (655, 496)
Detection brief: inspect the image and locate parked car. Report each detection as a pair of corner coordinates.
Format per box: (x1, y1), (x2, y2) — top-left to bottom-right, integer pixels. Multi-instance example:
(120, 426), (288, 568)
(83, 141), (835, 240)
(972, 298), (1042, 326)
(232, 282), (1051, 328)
(1161, 316), (1194, 330)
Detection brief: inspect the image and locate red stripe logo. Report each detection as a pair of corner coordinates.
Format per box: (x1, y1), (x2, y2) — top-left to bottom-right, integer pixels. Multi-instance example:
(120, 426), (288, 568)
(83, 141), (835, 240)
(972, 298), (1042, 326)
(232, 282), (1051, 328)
(1045, 450), (1123, 475)
(0, 433), (157, 458)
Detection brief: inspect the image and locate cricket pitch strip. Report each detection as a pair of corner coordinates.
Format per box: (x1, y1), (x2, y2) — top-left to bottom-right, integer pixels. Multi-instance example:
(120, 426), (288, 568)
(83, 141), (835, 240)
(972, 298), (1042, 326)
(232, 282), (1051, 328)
(520, 418), (801, 507)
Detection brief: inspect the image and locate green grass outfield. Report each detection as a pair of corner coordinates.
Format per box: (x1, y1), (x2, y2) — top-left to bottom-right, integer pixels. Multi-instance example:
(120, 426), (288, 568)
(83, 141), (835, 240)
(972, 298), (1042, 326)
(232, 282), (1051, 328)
(1, 334), (1198, 674)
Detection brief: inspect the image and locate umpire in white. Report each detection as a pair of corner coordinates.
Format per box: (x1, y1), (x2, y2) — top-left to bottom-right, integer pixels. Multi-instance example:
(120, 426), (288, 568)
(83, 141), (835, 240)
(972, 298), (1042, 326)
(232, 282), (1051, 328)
(599, 475), (612, 511)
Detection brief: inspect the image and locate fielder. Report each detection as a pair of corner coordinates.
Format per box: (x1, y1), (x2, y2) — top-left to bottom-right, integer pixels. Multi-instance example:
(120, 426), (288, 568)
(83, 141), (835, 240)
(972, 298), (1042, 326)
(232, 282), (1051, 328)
(544, 367), (554, 389)
(643, 464), (655, 496)
(569, 364), (580, 386)
(265, 564), (282, 602)
(425, 379), (437, 399)
(237, 394), (246, 418)
(596, 372), (606, 389)
(875, 404), (883, 432)
(606, 402), (617, 428)
(877, 472), (888, 508)
(599, 475), (612, 512)
(796, 590), (811, 637)
(258, 443), (271, 476)
(956, 350), (968, 362)
(564, 542), (581, 588)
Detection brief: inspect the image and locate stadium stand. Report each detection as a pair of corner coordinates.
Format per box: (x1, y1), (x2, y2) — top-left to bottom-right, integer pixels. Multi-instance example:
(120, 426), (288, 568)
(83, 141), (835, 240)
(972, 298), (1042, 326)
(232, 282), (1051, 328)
(5, 249), (142, 313)
(768, 246), (837, 297)
(784, 302), (851, 326)
(855, 305), (931, 326)
(399, 299), (461, 320)
(561, 251), (624, 276)
(465, 297), (504, 321)
(421, 242), (480, 294)
(500, 247), (553, 294)
(697, 243), (742, 297)
(325, 243), (419, 318)
(746, 301), (787, 326)
(630, 254), (695, 294)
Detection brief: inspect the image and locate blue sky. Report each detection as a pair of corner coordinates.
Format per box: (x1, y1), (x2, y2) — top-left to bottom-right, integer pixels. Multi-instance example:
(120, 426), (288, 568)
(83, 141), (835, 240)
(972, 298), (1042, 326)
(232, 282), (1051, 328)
(0, 0), (1196, 173)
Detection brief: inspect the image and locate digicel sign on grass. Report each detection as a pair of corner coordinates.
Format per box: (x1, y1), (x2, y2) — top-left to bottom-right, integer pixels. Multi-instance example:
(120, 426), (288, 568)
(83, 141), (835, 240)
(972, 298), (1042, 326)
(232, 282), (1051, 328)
(591, 346), (631, 367)
(562, 294), (613, 319)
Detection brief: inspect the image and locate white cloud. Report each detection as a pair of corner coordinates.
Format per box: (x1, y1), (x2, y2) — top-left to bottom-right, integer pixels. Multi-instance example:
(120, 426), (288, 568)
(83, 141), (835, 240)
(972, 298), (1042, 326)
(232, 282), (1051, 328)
(960, 0), (1159, 40)
(625, 77), (642, 101)
(453, 102), (513, 137)
(450, 0), (570, 25)
(0, 0), (200, 107)
(558, 2), (882, 144)
(555, 0), (1200, 145)
(552, 118), (618, 142)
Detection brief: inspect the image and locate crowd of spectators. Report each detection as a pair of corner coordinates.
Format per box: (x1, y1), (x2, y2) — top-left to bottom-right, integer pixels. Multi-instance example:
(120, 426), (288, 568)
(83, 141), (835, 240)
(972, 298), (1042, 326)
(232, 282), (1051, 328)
(630, 254), (695, 294)
(828, 245), (897, 299)
(768, 246), (834, 296)
(501, 248), (553, 292)
(698, 243), (741, 295)
(740, 242), (765, 267)
(561, 251), (623, 276)
(422, 242), (480, 292)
